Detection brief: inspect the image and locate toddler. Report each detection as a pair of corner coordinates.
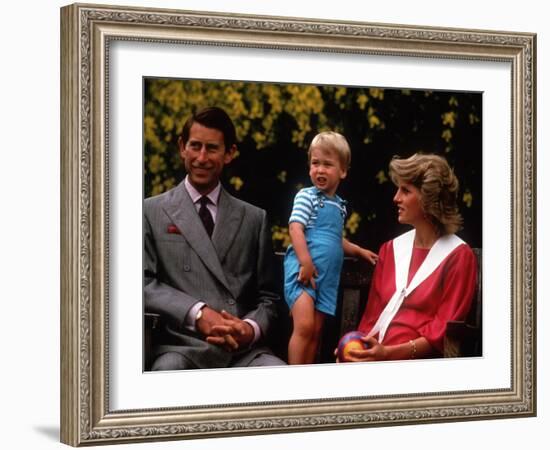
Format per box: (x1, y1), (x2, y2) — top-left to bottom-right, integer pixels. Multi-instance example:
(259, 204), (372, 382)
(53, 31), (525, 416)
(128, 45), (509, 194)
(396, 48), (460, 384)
(284, 131), (378, 365)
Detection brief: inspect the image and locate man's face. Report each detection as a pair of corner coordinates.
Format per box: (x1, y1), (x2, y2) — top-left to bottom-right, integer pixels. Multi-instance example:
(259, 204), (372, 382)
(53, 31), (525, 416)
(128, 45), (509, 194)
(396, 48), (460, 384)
(179, 122), (235, 195)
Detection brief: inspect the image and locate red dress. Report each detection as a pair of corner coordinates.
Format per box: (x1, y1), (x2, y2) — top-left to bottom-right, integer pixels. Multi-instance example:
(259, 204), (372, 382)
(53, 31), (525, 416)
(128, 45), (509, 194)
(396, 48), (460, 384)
(358, 239), (477, 355)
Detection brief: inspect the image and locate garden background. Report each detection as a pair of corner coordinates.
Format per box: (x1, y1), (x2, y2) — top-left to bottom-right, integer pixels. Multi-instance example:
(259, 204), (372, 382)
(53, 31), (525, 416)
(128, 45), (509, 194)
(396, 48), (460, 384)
(144, 78), (482, 252)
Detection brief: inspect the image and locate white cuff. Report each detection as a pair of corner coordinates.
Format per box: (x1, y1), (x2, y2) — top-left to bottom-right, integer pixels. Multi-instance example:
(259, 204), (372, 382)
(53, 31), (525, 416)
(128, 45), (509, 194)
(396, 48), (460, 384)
(243, 319), (261, 345)
(184, 301), (206, 332)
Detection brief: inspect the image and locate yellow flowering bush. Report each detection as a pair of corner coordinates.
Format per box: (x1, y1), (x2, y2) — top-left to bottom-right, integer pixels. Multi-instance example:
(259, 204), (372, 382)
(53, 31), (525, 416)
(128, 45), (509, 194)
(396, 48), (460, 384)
(144, 79), (483, 250)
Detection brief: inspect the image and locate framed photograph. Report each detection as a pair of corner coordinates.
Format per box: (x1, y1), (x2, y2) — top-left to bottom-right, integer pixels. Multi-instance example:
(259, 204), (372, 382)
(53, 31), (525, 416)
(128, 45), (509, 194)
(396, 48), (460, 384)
(60, 3), (536, 446)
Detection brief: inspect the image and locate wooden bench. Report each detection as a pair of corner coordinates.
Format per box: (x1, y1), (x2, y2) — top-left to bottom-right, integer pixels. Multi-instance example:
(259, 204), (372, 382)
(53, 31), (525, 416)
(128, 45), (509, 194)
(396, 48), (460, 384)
(144, 248), (482, 368)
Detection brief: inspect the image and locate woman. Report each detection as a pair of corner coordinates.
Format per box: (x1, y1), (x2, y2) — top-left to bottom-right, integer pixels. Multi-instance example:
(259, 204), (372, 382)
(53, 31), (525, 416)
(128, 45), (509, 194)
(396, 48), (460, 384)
(340, 153), (477, 362)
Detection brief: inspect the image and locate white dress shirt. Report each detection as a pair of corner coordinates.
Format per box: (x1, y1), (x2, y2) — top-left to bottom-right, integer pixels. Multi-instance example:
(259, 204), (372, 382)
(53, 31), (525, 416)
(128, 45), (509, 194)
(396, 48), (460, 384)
(182, 177), (261, 344)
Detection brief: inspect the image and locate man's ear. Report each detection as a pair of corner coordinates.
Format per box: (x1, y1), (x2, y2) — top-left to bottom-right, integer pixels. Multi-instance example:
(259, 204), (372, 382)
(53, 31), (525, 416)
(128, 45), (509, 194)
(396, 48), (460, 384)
(177, 136), (186, 161)
(224, 144), (237, 164)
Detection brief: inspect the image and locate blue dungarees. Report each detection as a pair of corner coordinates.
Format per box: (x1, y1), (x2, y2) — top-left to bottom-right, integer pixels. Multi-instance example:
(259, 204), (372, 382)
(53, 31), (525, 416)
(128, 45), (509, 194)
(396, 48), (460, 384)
(283, 187), (346, 316)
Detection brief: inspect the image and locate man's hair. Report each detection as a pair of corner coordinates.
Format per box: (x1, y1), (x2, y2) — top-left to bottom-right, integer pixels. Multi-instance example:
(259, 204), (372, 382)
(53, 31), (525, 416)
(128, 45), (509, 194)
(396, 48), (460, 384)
(180, 106), (237, 152)
(308, 131), (351, 169)
(389, 153), (463, 235)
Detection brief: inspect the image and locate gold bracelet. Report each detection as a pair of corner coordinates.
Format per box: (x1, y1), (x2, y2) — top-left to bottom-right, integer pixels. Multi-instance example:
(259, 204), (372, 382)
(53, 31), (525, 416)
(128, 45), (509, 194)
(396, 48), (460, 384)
(409, 340), (417, 359)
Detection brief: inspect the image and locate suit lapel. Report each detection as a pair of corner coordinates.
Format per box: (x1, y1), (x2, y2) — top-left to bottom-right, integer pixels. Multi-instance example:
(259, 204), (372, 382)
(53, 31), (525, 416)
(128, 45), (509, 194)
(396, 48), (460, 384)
(162, 183), (231, 291)
(212, 189), (245, 264)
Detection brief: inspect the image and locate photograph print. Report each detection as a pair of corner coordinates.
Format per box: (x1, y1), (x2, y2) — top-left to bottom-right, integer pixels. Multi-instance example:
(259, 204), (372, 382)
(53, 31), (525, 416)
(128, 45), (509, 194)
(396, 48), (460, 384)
(143, 77), (482, 371)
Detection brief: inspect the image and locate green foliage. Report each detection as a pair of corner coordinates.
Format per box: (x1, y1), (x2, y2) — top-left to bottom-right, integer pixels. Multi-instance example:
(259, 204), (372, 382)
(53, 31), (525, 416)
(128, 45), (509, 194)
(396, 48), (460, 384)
(144, 79), (482, 251)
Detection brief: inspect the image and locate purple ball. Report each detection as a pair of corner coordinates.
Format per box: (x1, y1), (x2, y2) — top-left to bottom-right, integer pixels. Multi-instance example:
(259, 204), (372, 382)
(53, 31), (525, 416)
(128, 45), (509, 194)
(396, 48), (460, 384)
(337, 331), (369, 362)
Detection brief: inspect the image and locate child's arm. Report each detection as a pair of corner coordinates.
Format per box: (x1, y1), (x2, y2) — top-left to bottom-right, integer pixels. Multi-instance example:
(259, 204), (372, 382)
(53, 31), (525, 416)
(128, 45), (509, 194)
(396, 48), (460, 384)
(343, 238), (378, 265)
(289, 222), (318, 288)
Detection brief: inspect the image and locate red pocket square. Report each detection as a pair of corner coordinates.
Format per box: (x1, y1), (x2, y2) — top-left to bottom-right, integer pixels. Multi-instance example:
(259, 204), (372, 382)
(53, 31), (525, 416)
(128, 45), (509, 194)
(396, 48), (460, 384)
(167, 224), (181, 234)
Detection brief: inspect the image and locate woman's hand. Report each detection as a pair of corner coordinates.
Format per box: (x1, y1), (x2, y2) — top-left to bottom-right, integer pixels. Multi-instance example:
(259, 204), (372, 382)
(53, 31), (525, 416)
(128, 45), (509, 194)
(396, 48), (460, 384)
(339, 336), (389, 362)
(336, 336), (432, 362)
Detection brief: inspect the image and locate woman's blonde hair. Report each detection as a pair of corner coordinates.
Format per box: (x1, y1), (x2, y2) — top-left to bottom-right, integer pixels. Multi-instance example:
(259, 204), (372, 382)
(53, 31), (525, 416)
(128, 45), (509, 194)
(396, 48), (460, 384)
(308, 131), (351, 169)
(389, 153), (463, 235)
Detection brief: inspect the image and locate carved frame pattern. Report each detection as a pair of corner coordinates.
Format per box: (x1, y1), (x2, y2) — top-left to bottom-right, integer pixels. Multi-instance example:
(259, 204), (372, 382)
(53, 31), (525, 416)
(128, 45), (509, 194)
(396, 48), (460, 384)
(60, 3), (536, 446)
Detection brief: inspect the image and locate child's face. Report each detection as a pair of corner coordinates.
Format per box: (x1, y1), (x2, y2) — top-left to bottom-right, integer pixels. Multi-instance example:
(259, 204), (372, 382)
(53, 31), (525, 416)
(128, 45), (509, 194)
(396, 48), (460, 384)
(309, 146), (347, 197)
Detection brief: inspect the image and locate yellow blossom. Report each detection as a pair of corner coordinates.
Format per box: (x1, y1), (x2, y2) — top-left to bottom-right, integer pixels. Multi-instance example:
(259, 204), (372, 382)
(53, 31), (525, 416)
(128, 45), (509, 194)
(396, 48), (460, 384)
(369, 114), (381, 128)
(442, 111), (457, 128)
(144, 115), (163, 151)
(369, 88), (384, 100)
(335, 87), (347, 101)
(271, 225), (292, 249)
(148, 154), (166, 174)
(441, 129), (453, 143)
(151, 175), (164, 196)
(230, 176), (244, 191)
(163, 177), (176, 191)
(367, 107), (383, 129)
(160, 115), (174, 133)
(357, 94), (369, 110)
(345, 212), (361, 235)
(463, 191), (473, 208)
(375, 170), (388, 184)
(253, 132), (267, 149)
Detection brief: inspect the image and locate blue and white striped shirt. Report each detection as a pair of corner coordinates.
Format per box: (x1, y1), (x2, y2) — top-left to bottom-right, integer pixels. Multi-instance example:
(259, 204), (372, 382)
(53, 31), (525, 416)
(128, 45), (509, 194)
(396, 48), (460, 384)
(289, 187), (346, 229)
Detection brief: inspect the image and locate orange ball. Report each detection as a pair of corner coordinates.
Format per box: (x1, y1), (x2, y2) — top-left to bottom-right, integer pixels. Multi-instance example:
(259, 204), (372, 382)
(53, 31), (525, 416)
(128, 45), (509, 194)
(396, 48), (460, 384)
(337, 331), (369, 362)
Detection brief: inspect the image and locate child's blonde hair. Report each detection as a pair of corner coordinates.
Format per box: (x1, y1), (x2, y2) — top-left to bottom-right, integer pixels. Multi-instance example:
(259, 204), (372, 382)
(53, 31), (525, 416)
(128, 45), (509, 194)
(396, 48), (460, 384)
(308, 131), (351, 170)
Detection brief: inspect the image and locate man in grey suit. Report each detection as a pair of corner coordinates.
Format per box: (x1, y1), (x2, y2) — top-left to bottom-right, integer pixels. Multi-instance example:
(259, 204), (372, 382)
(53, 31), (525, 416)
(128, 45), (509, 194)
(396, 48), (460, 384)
(144, 106), (286, 370)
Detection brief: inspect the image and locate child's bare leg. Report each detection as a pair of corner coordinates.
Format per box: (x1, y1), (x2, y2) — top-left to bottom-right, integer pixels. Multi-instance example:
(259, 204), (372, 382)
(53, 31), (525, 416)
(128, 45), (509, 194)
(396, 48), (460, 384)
(288, 292), (316, 365)
(305, 309), (326, 363)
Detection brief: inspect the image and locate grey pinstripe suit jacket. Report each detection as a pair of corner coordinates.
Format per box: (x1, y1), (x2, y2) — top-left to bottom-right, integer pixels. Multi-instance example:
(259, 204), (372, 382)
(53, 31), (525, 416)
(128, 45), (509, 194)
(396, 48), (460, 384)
(144, 181), (281, 369)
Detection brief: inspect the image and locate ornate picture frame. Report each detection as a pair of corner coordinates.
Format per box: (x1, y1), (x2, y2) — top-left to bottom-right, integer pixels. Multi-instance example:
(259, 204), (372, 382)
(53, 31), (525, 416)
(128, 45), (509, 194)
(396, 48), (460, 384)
(60, 3), (536, 446)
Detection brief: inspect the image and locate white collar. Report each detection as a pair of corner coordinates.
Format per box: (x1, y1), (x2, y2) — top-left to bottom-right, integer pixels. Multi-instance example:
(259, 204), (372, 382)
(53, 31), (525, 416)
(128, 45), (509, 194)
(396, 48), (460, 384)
(184, 176), (221, 206)
(368, 229), (464, 342)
